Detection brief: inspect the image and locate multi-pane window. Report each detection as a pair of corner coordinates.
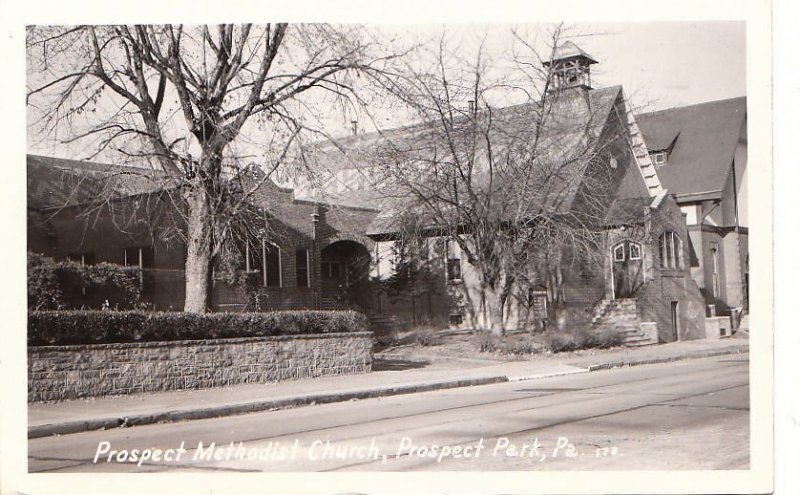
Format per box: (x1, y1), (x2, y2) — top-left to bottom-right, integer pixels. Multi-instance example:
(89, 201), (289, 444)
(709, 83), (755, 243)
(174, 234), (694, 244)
(613, 243), (626, 262)
(652, 151), (667, 165)
(445, 239), (462, 282)
(296, 249), (310, 287)
(446, 258), (462, 281)
(245, 241), (282, 287)
(629, 243), (642, 260)
(244, 242), (262, 272)
(612, 241), (642, 262)
(659, 231), (683, 270)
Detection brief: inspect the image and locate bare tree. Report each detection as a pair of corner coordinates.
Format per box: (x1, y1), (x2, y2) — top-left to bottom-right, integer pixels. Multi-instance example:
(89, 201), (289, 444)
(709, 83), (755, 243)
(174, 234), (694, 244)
(341, 27), (625, 335)
(27, 24), (403, 312)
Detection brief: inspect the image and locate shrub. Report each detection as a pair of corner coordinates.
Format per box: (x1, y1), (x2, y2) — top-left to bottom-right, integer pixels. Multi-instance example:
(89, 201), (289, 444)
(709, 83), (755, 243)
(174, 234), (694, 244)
(544, 327), (625, 353)
(475, 332), (543, 356)
(28, 253), (63, 310)
(28, 310), (370, 346)
(27, 252), (142, 310)
(413, 327), (440, 347)
(502, 338), (541, 356)
(544, 330), (580, 353)
(581, 328), (625, 349)
(475, 332), (501, 353)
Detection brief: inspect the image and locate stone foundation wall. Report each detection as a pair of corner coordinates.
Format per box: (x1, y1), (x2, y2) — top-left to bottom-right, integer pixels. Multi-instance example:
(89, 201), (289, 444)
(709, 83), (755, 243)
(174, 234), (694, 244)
(705, 316), (732, 339)
(28, 332), (373, 402)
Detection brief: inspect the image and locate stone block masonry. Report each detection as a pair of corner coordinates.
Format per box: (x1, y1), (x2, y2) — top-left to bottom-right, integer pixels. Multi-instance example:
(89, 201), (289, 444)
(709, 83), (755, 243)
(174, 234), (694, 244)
(28, 332), (373, 402)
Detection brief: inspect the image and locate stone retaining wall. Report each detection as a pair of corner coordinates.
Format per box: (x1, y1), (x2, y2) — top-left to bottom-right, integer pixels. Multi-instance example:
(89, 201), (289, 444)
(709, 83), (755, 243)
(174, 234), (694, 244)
(28, 332), (373, 402)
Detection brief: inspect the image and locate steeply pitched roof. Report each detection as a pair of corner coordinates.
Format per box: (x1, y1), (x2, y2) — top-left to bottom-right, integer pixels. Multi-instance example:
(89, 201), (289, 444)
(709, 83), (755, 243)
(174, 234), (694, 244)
(348, 86), (627, 235)
(636, 97), (746, 199)
(27, 154), (174, 210)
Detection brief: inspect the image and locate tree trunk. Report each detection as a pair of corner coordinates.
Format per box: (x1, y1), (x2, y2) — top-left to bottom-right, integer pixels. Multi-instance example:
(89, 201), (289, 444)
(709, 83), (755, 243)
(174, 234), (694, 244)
(485, 286), (506, 337)
(183, 183), (214, 313)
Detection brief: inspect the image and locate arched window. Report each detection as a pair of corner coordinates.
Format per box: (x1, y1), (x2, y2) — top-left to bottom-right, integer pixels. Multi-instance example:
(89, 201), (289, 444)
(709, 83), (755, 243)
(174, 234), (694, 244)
(613, 243), (626, 262)
(659, 231), (683, 270)
(612, 240), (641, 263)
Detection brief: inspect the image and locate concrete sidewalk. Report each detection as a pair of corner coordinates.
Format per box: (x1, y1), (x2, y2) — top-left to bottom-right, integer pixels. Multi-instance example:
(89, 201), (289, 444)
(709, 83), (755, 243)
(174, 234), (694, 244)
(28, 337), (748, 439)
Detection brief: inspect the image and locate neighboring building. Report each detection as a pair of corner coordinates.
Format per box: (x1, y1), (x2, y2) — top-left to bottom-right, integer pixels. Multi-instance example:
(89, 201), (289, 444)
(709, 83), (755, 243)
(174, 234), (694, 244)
(636, 97), (748, 315)
(27, 42), (732, 343)
(27, 154), (380, 312)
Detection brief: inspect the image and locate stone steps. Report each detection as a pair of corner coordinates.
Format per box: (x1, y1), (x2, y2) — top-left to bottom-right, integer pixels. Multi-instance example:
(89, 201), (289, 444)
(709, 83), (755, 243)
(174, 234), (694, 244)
(591, 298), (657, 347)
(364, 311), (404, 336)
(626, 336), (658, 347)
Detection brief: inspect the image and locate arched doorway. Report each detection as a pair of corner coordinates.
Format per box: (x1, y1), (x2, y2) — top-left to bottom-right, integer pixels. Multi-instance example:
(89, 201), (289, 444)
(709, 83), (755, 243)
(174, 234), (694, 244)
(611, 240), (644, 299)
(320, 240), (372, 310)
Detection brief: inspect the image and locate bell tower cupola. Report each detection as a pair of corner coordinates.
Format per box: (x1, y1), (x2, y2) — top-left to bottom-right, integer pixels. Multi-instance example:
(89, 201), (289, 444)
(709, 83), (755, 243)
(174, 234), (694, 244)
(543, 41), (598, 91)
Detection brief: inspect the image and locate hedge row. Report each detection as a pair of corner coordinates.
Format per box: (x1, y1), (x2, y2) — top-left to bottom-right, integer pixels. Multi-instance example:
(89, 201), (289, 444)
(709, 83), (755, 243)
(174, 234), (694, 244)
(543, 327), (625, 353)
(28, 310), (370, 346)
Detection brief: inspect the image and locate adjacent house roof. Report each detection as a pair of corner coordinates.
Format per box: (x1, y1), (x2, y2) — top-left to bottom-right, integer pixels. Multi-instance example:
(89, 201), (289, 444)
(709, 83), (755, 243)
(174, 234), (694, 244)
(27, 154), (377, 245)
(636, 97), (746, 200)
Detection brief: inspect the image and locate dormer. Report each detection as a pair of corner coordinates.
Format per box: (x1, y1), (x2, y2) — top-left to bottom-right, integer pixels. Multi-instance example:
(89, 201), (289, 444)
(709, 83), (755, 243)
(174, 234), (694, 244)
(647, 132), (680, 167)
(651, 150), (669, 166)
(543, 41), (598, 91)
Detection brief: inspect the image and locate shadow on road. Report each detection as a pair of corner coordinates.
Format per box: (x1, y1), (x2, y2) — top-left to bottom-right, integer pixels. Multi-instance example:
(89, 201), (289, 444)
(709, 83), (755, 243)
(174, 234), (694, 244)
(373, 357), (431, 371)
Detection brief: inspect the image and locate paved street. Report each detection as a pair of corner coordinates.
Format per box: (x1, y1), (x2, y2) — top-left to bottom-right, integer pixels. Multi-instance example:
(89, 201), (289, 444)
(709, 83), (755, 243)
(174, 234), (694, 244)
(28, 354), (749, 472)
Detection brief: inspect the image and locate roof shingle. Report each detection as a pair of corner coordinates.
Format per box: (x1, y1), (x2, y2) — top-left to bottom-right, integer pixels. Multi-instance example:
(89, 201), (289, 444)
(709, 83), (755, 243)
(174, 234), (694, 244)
(636, 97), (746, 199)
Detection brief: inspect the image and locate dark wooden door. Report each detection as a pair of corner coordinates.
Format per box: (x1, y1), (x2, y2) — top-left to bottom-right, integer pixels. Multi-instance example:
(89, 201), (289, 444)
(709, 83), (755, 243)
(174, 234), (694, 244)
(670, 301), (679, 341)
(612, 240), (644, 299)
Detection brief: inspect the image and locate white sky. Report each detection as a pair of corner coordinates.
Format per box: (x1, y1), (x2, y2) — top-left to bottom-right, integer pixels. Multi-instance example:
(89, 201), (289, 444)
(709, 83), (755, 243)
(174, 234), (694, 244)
(576, 21), (746, 110)
(309, 21), (746, 139)
(363, 21), (746, 120)
(26, 22), (746, 158)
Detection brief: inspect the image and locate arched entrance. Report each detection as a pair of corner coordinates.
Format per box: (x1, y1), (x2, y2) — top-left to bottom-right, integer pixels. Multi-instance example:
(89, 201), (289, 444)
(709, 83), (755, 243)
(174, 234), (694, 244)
(611, 240), (644, 299)
(320, 240), (372, 311)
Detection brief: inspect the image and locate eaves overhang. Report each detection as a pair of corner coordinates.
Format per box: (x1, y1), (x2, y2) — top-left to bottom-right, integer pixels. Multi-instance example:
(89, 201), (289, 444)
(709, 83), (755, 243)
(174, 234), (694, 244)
(673, 190), (723, 203)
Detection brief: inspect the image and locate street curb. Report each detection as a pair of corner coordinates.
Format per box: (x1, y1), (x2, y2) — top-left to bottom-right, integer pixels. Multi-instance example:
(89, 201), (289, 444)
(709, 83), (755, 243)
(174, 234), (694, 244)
(584, 345), (749, 371)
(28, 344), (748, 439)
(506, 367), (589, 382)
(28, 376), (508, 439)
